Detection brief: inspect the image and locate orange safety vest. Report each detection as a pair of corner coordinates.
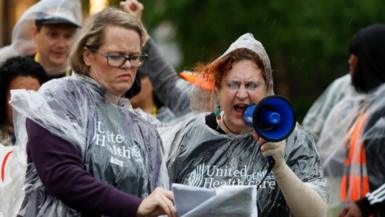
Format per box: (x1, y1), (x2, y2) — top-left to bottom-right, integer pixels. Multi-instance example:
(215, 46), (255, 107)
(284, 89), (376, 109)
(340, 113), (370, 201)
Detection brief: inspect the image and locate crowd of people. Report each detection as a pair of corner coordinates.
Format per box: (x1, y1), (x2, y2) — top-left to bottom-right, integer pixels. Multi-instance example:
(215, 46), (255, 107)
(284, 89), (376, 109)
(0, 0), (383, 217)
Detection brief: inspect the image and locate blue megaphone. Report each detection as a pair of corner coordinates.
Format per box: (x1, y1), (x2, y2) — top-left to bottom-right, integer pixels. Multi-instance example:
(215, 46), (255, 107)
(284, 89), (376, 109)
(243, 96), (296, 142)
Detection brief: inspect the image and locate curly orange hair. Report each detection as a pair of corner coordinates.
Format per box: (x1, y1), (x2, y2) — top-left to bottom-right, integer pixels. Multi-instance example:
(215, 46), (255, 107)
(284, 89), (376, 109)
(193, 48), (266, 91)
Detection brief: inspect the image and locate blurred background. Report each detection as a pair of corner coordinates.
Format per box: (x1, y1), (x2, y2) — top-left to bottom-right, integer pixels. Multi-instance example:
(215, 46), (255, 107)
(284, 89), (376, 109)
(1, 0), (384, 120)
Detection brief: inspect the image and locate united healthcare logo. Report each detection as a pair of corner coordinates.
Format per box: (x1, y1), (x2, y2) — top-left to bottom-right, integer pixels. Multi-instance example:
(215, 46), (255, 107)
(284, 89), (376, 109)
(94, 120), (143, 167)
(187, 163), (276, 189)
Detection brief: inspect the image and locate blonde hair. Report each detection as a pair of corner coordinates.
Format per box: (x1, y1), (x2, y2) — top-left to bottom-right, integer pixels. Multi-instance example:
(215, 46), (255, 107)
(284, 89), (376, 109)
(71, 7), (144, 75)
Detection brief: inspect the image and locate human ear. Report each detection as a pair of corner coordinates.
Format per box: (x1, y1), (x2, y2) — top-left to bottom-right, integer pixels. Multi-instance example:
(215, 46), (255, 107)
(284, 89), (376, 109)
(31, 25), (39, 41)
(348, 54), (358, 75)
(82, 47), (94, 66)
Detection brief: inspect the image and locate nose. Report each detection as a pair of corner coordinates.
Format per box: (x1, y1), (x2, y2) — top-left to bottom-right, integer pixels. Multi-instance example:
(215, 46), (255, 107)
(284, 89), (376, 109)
(120, 59), (132, 69)
(56, 36), (68, 48)
(236, 85), (248, 99)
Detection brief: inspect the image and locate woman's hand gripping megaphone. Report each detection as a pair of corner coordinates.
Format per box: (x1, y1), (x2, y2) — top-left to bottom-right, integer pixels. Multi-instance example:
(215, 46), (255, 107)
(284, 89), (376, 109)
(252, 132), (286, 172)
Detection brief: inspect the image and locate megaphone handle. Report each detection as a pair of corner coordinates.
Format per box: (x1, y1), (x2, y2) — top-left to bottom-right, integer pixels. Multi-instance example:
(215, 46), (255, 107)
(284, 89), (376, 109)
(267, 156), (275, 168)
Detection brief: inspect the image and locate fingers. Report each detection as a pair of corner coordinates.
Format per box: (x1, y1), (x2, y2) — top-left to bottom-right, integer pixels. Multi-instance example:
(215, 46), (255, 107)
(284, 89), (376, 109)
(153, 188), (176, 217)
(164, 190), (174, 202)
(258, 137), (266, 145)
(338, 204), (361, 217)
(338, 207), (349, 217)
(260, 142), (277, 153)
(260, 141), (286, 171)
(119, 1), (130, 11)
(129, 1), (138, 11)
(251, 132), (266, 145)
(120, 0), (143, 12)
(133, 0), (144, 11)
(137, 188), (176, 217)
(159, 194), (177, 217)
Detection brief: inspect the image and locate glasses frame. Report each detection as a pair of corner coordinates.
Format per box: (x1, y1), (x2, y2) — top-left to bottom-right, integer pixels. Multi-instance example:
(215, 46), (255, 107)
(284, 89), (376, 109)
(87, 46), (148, 68)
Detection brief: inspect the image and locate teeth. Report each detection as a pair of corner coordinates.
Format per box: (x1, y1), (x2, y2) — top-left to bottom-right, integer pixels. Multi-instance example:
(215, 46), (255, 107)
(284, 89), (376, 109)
(234, 104), (248, 108)
(234, 104), (248, 112)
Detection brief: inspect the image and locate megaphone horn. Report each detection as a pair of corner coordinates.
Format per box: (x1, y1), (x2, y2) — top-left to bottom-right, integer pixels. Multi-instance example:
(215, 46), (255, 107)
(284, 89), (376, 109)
(243, 96), (296, 142)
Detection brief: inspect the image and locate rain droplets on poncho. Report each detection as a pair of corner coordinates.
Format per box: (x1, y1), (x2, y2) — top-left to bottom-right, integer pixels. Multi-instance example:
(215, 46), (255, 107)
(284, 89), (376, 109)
(165, 114), (326, 217)
(318, 24), (385, 212)
(164, 33), (326, 217)
(318, 84), (385, 209)
(10, 73), (169, 216)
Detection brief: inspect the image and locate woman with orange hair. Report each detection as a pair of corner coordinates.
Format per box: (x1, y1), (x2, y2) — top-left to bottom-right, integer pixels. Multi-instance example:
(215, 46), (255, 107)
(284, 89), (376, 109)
(166, 33), (327, 217)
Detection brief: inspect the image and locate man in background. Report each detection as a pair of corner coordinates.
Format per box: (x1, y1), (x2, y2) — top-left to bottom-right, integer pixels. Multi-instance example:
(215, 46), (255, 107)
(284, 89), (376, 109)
(0, 0), (82, 79)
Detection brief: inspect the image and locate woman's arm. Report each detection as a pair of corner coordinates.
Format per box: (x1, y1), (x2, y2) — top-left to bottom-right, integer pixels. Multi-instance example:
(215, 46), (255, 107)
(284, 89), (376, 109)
(272, 163), (327, 217)
(121, 0), (193, 116)
(257, 132), (327, 217)
(140, 39), (192, 117)
(26, 119), (142, 216)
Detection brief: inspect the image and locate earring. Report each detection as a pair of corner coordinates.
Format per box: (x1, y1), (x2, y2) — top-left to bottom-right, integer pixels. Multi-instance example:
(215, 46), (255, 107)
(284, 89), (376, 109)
(215, 103), (221, 131)
(215, 103), (221, 120)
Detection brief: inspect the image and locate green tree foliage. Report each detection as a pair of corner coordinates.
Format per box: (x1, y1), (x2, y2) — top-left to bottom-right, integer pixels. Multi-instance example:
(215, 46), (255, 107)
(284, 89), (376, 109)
(111, 0), (385, 120)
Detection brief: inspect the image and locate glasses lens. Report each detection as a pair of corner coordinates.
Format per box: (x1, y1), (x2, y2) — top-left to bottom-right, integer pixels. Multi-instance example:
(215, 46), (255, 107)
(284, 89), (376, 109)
(131, 54), (148, 67)
(107, 55), (126, 67)
(105, 54), (148, 68)
(130, 56), (141, 67)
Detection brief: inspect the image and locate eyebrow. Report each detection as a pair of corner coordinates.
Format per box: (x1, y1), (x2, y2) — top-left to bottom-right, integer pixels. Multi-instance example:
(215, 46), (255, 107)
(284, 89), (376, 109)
(225, 79), (261, 82)
(105, 51), (141, 56)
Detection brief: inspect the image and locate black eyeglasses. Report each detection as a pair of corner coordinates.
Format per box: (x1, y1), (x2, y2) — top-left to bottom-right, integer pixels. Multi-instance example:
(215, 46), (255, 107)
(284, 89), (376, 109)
(88, 47), (147, 68)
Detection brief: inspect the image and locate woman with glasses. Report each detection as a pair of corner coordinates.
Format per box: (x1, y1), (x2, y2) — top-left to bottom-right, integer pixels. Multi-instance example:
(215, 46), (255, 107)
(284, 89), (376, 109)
(166, 33), (327, 217)
(10, 7), (176, 217)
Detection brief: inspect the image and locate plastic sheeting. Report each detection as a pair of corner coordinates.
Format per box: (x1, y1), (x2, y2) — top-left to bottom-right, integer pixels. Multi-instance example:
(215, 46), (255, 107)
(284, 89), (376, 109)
(0, 145), (27, 217)
(318, 83), (385, 212)
(302, 74), (356, 142)
(140, 39), (193, 116)
(0, 0), (82, 67)
(166, 113), (326, 217)
(8, 73), (169, 216)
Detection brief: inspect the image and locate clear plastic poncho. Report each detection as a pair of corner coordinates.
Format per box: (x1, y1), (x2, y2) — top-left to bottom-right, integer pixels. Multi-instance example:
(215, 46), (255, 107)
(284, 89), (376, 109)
(9, 73), (169, 216)
(164, 33), (326, 217)
(318, 83), (385, 212)
(0, 144), (27, 217)
(166, 114), (326, 216)
(0, 0), (82, 67)
(140, 39), (193, 116)
(302, 74), (356, 142)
